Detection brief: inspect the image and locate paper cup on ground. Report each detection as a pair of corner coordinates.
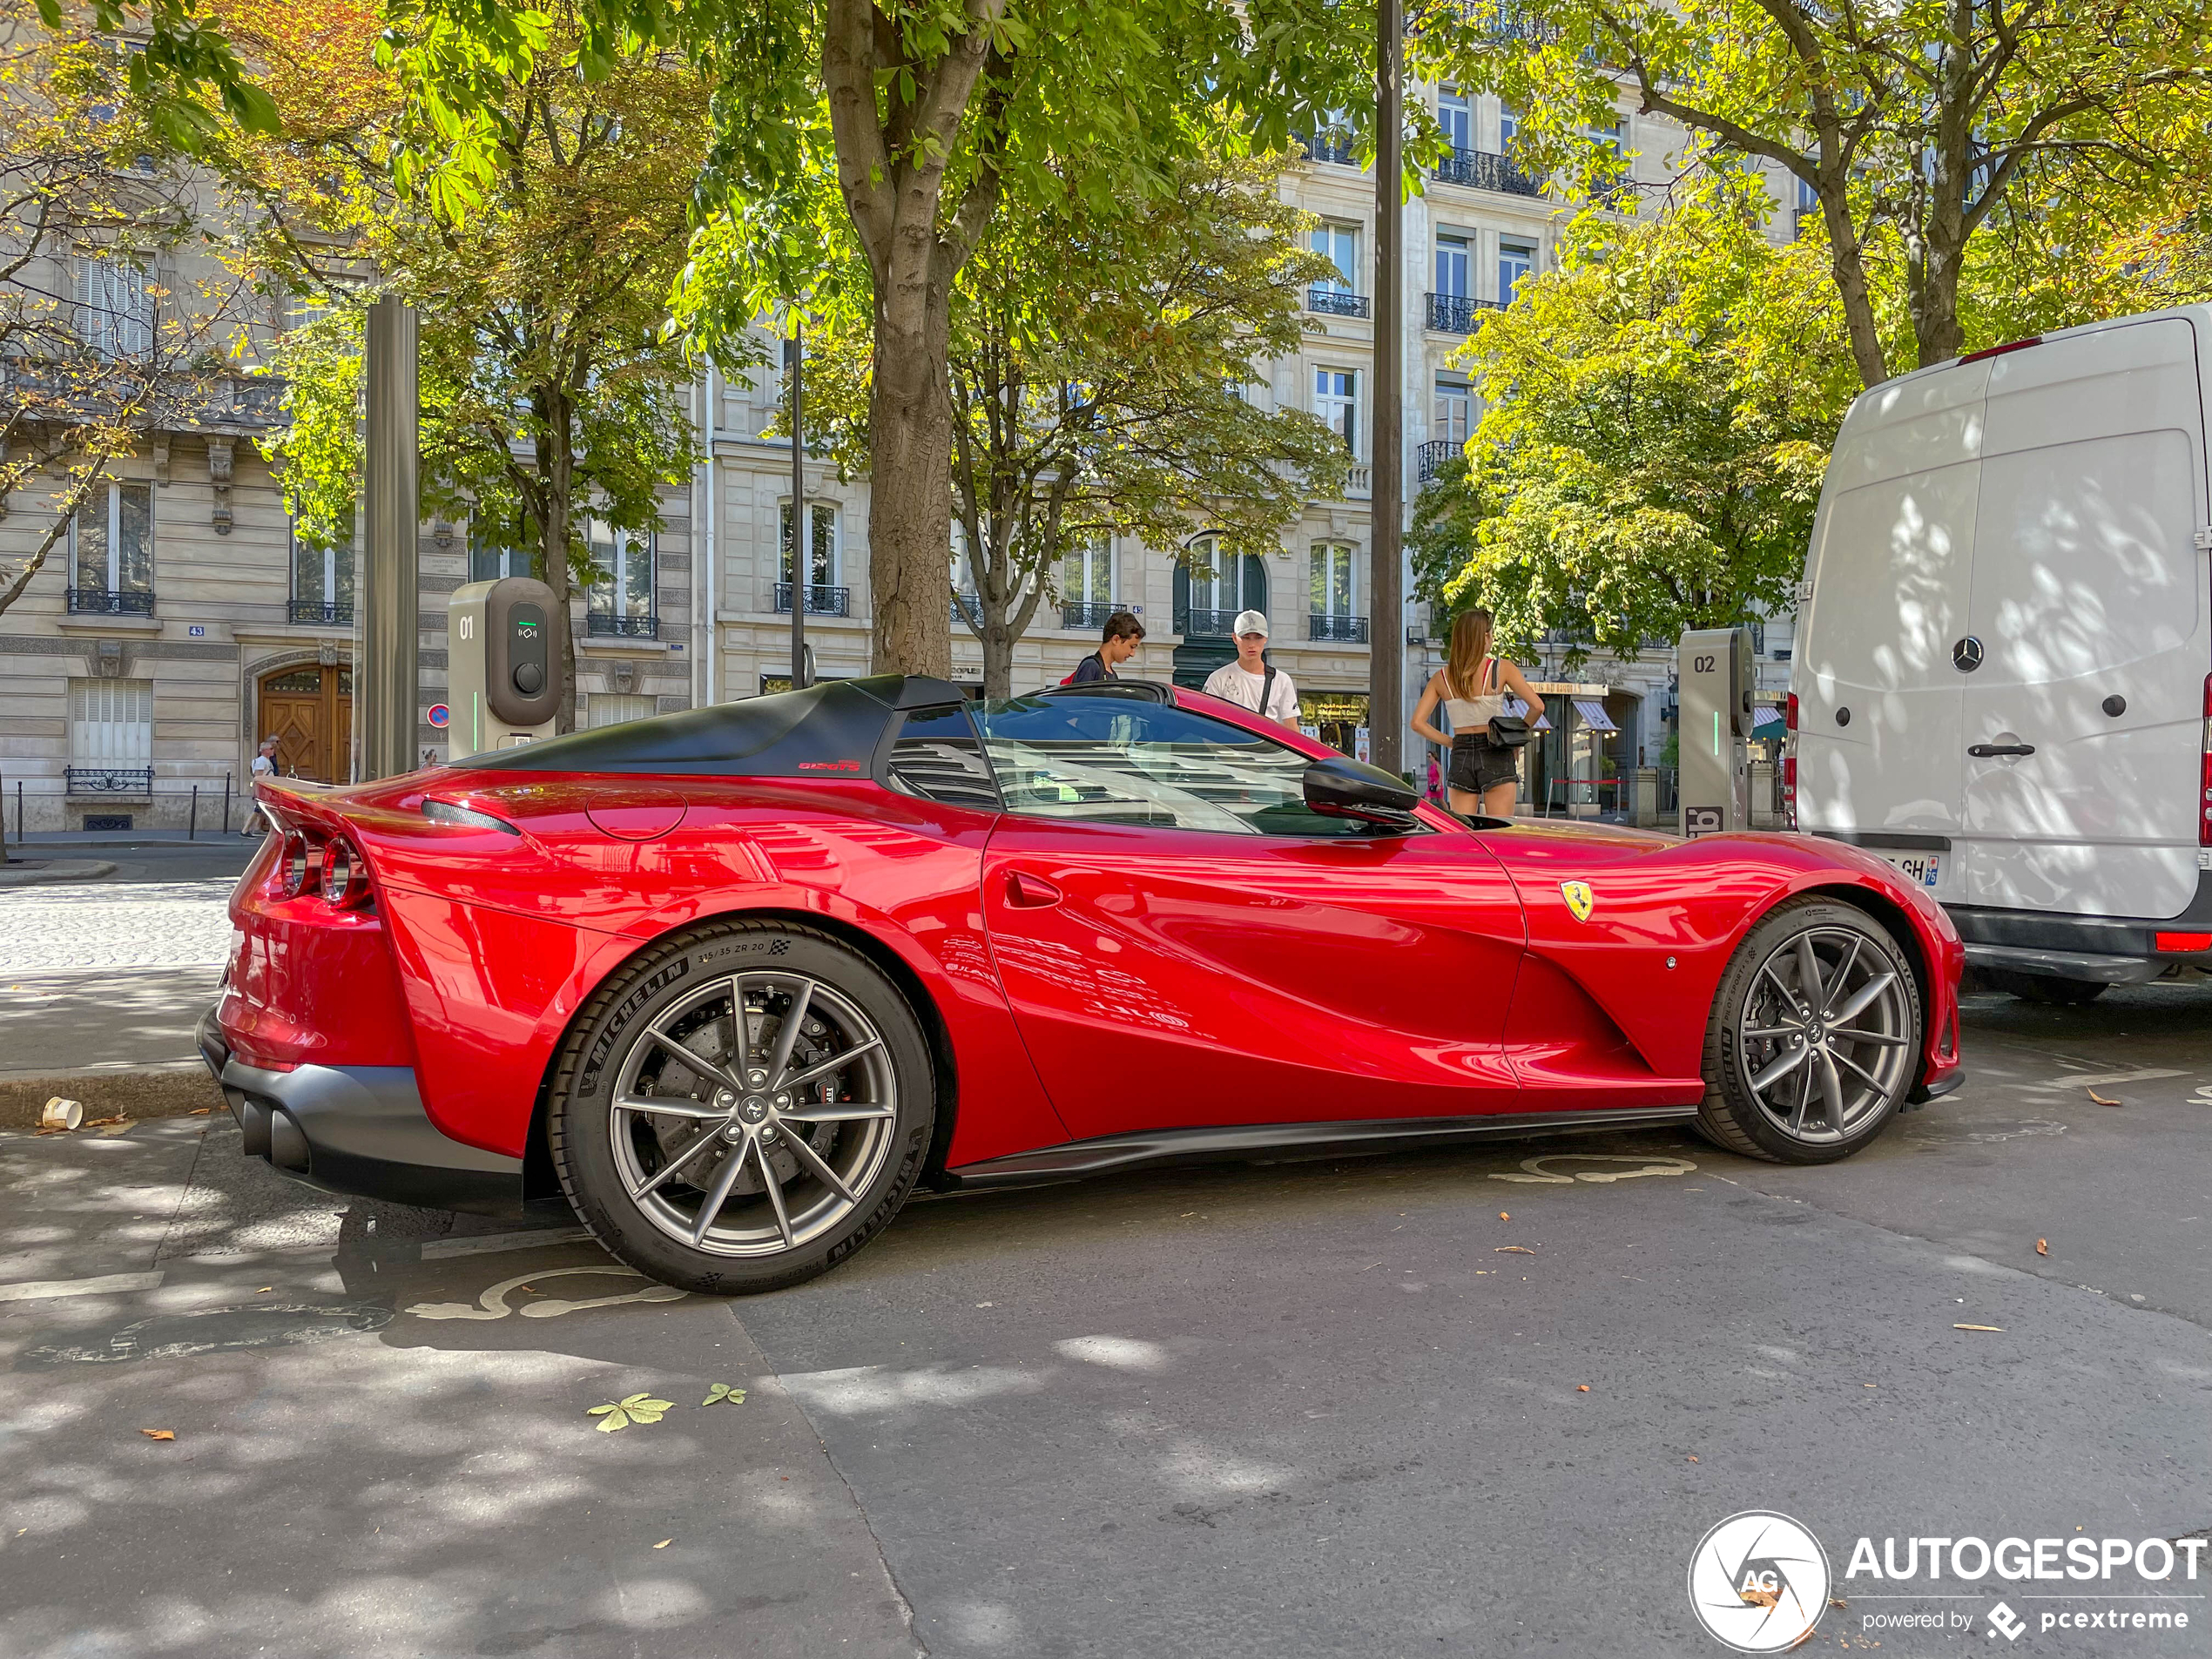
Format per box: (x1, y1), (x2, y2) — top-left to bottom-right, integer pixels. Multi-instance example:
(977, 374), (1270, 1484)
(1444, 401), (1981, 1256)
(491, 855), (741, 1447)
(40, 1096), (84, 1132)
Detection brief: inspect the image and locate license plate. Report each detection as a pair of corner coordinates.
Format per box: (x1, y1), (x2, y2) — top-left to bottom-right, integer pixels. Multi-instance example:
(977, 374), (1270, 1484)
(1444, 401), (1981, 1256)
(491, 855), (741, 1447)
(1878, 849), (1942, 888)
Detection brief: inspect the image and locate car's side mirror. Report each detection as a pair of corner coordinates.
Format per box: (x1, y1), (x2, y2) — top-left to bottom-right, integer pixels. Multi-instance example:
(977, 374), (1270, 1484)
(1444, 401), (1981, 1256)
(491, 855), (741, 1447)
(1303, 755), (1420, 827)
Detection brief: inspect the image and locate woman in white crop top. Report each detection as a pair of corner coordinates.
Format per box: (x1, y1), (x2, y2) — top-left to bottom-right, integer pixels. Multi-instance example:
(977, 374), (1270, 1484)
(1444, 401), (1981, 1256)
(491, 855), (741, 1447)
(1408, 608), (1545, 819)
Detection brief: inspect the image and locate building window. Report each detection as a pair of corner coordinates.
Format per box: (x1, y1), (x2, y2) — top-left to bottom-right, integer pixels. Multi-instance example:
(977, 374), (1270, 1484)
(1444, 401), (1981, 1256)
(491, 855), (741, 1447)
(588, 522), (655, 626)
(69, 678), (153, 768)
(587, 692), (657, 728)
(469, 514), (531, 582)
(1499, 239), (1535, 303)
(1439, 88), (1472, 154)
(1062, 538), (1112, 606)
(1434, 379), (1473, 446)
(1500, 103), (1521, 155)
(289, 511), (355, 624)
(74, 256), (152, 358)
(71, 481), (152, 600)
(1311, 543), (1356, 618)
(1311, 223), (1359, 294)
(779, 501), (839, 589)
(1314, 368), (1359, 455)
(1435, 233), (1470, 299)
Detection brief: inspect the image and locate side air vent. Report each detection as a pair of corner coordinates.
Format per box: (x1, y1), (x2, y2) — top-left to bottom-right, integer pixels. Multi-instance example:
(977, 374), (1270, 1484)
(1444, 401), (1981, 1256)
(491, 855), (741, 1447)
(885, 705), (1001, 811)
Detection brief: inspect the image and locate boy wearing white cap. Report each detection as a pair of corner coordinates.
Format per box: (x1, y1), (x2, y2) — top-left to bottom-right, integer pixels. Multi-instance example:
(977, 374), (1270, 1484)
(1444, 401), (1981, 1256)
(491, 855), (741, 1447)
(1203, 610), (1300, 729)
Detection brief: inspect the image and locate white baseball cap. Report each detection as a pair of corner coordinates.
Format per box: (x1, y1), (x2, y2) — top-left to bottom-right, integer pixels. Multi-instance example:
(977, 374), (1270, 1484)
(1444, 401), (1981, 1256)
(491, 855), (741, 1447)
(1232, 610), (1269, 638)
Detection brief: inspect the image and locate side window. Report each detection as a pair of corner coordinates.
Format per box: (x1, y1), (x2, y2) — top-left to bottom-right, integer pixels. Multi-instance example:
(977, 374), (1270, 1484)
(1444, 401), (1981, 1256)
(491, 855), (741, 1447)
(974, 694), (1400, 837)
(883, 704), (1001, 811)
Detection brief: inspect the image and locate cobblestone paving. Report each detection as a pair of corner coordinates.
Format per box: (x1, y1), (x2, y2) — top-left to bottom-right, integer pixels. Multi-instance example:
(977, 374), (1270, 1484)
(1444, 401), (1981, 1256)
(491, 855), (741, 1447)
(0, 880), (236, 973)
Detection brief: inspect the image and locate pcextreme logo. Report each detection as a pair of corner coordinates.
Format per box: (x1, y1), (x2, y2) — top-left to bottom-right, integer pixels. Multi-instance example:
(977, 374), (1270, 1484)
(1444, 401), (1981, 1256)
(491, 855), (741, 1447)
(1686, 1511), (1831, 1653)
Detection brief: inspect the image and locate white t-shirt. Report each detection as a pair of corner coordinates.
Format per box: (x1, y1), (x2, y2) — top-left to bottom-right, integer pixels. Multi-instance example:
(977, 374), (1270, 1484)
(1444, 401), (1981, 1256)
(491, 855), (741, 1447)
(251, 753), (276, 779)
(1204, 661), (1299, 723)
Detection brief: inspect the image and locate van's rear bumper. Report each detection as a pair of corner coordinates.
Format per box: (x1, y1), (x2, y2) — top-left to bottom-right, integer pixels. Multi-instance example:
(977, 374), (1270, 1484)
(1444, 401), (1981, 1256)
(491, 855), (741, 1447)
(1948, 871), (2212, 984)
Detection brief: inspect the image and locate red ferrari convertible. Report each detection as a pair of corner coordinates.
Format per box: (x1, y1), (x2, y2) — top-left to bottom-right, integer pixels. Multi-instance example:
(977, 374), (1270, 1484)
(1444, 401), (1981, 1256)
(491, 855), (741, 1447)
(199, 676), (1962, 1293)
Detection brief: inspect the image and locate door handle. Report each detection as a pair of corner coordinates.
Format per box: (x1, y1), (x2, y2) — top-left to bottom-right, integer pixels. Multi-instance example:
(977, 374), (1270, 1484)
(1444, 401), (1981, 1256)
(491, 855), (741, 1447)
(1967, 743), (2036, 758)
(1003, 870), (1063, 908)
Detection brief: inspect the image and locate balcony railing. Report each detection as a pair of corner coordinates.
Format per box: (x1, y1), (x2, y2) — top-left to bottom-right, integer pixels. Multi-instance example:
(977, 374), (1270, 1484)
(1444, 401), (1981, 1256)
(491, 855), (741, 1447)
(65, 765), (152, 795)
(774, 583), (850, 617)
(1308, 613), (1371, 643)
(1060, 600), (1126, 631)
(1298, 132), (1359, 167)
(1341, 464), (1372, 499)
(1417, 439), (1466, 482)
(66, 587), (153, 616)
(588, 611), (660, 639)
(288, 598), (353, 626)
(1426, 293), (1506, 334)
(1431, 146), (1542, 197)
(1177, 608), (1246, 637)
(1307, 287), (1370, 320)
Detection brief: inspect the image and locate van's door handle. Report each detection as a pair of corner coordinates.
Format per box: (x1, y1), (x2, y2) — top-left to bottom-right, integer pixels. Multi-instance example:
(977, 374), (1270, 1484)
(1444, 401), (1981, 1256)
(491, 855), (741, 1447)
(1968, 743), (2036, 758)
(1003, 871), (1063, 908)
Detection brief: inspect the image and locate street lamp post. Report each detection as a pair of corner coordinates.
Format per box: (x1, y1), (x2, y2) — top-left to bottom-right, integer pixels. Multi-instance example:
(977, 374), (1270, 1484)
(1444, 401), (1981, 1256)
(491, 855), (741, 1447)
(1370, 0), (1406, 777)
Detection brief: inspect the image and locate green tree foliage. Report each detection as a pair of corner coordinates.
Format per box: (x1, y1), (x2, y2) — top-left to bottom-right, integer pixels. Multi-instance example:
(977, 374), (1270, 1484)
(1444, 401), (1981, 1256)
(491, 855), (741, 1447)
(1411, 177), (1854, 663)
(245, 5), (717, 731)
(1422, 0), (2212, 387)
(801, 149), (1348, 698)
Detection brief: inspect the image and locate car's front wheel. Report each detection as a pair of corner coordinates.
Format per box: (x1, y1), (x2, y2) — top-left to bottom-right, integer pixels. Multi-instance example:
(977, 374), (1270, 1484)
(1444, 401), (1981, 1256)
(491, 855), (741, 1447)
(548, 921), (936, 1294)
(1696, 898), (1923, 1163)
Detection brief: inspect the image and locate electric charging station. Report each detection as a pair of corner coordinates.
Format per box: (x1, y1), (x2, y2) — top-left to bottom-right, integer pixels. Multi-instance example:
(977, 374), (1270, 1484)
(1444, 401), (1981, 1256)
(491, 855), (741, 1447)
(1677, 626), (1754, 838)
(447, 577), (561, 760)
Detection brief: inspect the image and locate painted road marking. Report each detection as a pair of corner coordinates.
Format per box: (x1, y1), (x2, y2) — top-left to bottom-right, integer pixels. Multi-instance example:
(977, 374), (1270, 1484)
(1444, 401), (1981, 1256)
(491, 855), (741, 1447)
(0, 1271), (165, 1305)
(404, 1265), (687, 1321)
(2033, 1068), (2186, 1090)
(1490, 1155), (1698, 1185)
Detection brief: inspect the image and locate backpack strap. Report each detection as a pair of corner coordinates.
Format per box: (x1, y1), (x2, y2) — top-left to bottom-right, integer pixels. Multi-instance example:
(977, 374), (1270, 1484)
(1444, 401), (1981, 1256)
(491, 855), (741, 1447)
(1262, 663), (1277, 719)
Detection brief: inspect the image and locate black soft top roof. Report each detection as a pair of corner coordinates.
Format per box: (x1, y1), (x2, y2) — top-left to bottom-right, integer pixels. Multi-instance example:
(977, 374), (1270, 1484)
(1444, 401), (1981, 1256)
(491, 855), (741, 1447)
(465, 674), (967, 778)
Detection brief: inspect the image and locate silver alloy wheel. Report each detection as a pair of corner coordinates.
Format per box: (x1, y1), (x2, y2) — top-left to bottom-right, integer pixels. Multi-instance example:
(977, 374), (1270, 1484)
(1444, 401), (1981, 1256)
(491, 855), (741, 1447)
(1736, 925), (1914, 1143)
(607, 972), (898, 1258)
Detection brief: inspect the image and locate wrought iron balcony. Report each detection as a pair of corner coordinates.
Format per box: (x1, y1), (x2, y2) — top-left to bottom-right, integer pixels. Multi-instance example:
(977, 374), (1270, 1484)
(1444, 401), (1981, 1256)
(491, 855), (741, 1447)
(288, 598), (353, 626)
(1426, 293), (1505, 334)
(1060, 600), (1127, 631)
(65, 765), (152, 795)
(1417, 439), (1465, 482)
(1298, 132), (1359, 166)
(1308, 613), (1371, 643)
(1177, 608), (1248, 637)
(1307, 287), (1370, 320)
(1430, 146), (1541, 197)
(66, 587), (153, 616)
(588, 611), (660, 639)
(775, 583), (850, 617)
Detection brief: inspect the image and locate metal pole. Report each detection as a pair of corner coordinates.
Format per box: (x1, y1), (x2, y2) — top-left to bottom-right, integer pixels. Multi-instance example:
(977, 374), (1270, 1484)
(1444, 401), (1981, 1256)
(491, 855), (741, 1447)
(362, 298), (421, 779)
(222, 771), (232, 835)
(189, 785), (198, 840)
(1368, 0), (1406, 777)
(788, 321), (810, 690)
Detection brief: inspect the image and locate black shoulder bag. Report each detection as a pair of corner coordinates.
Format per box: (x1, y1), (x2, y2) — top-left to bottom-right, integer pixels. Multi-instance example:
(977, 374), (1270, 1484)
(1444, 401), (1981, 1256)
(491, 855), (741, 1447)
(1484, 658), (1530, 748)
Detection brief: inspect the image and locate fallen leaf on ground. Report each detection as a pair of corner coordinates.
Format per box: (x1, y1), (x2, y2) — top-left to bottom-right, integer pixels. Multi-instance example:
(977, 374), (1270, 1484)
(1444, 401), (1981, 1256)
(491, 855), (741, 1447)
(1575, 1384), (1590, 1393)
(1499, 1211), (1510, 1221)
(139, 1429), (174, 1441)
(81, 1116), (125, 1127)
(2089, 1089), (2123, 1106)
(1738, 1587), (1779, 1608)
(701, 1383), (746, 1406)
(2036, 1238), (2048, 1256)
(1953, 1323), (2005, 1332)
(1686, 1455), (1698, 1462)
(652, 1539), (671, 1548)
(187, 1107), (212, 1116)
(1829, 1597), (1848, 1608)
(256, 1287), (272, 1294)
(1494, 1245), (1536, 1254)
(586, 1393), (674, 1432)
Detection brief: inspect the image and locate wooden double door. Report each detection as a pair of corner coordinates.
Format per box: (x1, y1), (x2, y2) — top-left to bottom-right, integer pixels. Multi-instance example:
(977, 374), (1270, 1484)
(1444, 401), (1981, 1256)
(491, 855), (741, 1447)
(258, 664), (354, 783)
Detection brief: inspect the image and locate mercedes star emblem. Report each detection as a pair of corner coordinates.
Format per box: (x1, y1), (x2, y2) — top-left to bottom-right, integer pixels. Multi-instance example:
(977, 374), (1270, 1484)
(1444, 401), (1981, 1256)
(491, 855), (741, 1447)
(1952, 636), (1985, 672)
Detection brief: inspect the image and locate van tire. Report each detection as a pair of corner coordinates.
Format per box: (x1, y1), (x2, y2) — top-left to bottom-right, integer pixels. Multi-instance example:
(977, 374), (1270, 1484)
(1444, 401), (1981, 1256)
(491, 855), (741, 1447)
(1696, 898), (1922, 1164)
(1982, 969), (2108, 1005)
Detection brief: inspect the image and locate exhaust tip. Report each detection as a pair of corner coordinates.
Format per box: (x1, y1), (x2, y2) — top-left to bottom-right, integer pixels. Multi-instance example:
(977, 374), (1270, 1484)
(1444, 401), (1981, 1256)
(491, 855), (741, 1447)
(268, 1108), (311, 1173)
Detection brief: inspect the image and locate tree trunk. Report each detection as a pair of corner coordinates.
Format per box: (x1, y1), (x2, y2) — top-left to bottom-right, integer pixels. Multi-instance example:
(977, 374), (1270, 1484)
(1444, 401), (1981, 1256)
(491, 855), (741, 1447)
(868, 258), (957, 681)
(539, 393), (581, 733)
(980, 609), (1014, 699)
(1820, 188), (1892, 390)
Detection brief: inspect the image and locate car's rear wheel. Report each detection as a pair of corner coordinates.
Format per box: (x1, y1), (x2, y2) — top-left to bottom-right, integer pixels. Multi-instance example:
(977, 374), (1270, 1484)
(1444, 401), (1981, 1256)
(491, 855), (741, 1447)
(1981, 968), (2108, 1005)
(1696, 899), (1922, 1164)
(547, 921), (936, 1294)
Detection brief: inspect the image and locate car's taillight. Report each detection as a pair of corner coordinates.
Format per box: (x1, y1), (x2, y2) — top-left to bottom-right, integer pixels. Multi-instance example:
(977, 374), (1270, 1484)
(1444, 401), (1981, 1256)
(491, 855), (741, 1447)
(320, 836), (369, 908)
(1781, 692), (1798, 831)
(2201, 674), (2211, 846)
(280, 831), (320, 899)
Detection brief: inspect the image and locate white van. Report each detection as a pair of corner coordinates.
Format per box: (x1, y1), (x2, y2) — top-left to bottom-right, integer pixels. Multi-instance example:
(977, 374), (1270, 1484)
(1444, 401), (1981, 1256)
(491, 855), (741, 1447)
(1791, 307), (2212, 1002)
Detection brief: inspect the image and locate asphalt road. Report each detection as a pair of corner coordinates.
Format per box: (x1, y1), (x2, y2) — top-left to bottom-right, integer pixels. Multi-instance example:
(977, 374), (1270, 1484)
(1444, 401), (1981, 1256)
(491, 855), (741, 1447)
(1, 981), (2207, 1659)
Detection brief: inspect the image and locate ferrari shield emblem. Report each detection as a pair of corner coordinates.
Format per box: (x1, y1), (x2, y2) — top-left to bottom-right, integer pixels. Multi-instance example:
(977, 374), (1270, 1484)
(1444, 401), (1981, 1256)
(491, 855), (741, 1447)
(1561, 880), (1595, 922)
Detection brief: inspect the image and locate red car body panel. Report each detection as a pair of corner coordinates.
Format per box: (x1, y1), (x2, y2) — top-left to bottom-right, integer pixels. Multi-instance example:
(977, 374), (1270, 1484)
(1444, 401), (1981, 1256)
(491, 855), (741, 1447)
(214, 677), (1961, 1210)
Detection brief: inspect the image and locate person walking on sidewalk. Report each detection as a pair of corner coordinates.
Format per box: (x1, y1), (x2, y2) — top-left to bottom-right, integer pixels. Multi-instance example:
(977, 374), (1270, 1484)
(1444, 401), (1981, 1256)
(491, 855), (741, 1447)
(1067, 610), (1146, 685)
(1203, 611), (1300, 730)
(241, 738), (280, 836)
(1409, 609), (1544, 819)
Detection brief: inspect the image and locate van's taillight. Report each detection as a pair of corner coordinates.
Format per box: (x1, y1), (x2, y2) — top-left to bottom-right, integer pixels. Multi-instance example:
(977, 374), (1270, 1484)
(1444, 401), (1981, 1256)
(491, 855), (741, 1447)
(1781, 692), (1799, 830)
(2202, 674), (2212, 846)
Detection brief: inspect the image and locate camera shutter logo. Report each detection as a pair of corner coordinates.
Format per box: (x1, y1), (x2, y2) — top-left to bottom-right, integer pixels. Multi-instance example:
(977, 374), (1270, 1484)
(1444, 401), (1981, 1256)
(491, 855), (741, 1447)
(1686, 1511), (1831, 1652)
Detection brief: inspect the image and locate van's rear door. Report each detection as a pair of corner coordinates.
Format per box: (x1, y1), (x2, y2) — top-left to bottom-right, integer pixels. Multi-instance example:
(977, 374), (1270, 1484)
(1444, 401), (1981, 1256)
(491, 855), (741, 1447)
(1795, 361), (1991, 846)
(1961, 317), (2209, 920)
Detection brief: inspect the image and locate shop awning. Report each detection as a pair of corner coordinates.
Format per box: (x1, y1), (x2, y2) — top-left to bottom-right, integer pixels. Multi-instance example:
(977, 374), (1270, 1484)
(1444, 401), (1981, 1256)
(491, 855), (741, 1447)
(1751, 705), (1786, 729)
(1572, 698), (1618, 732)
(1503, 695), (1552, 732)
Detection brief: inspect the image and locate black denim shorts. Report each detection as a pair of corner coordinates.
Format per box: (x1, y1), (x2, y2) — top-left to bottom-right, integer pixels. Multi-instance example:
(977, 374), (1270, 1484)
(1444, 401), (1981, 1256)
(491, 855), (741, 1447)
(1448, 733), (1519, 793)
